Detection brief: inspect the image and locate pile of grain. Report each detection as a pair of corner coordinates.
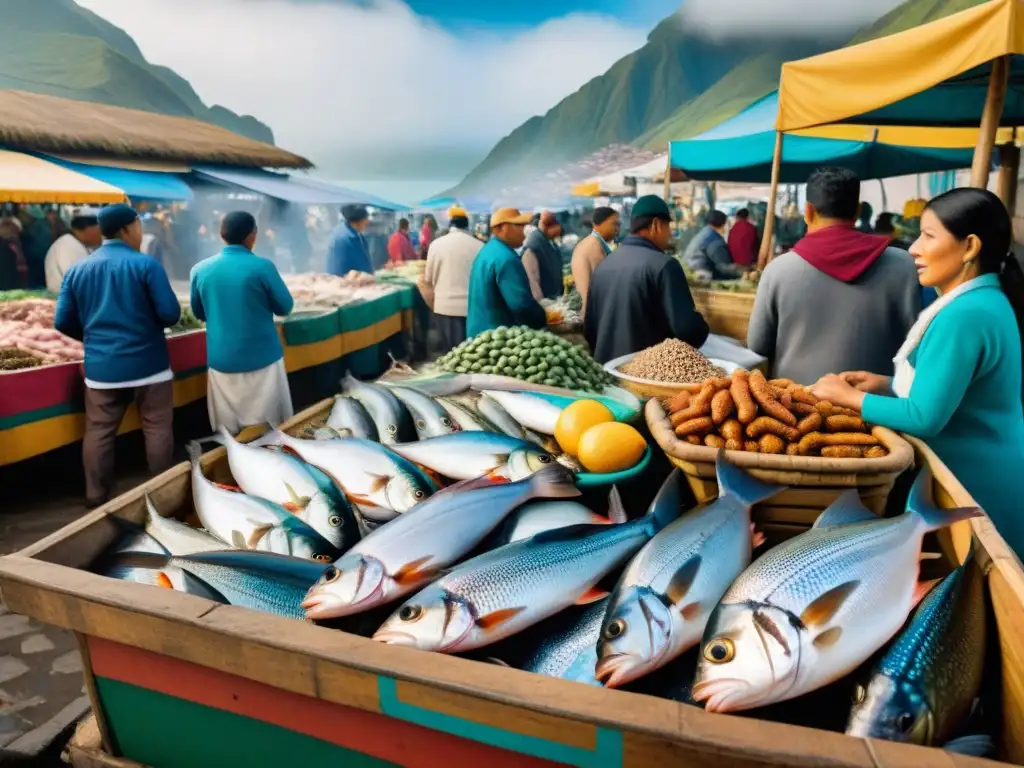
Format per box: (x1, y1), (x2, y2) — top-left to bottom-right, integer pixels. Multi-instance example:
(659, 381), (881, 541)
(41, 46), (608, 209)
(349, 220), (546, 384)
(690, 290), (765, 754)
(620, 339), (725, 384)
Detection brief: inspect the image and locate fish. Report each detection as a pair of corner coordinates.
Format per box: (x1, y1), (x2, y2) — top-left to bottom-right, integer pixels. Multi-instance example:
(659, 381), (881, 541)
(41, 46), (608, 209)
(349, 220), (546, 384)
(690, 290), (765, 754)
(389, 386), (459, 439)
(113, 550), (328, 620)
(478, 390), (563, 435)
(380, 373), (471, 398)
(388, 432), (556, 482)
(597, 456), (784, 688)
(342, 372), (416, 444)
(477, 394), (528, 440)
(846, 543), (987, 750)
(691, 470), (982, 714)
(144, 494), (227, 555)
(301, 464), (580, 620)
(96, 533), (227, 599)
(517, 598), (611, 685)
(256, 429), (438, 523)
(205, 428), (361, 554)
(310, 425), (349, 440)
(436, 397), (497, 432)
(187, 444), (341, 561)
(326, 396), (379, 441)
(373, 470), (683, 653)
(490, 487), (627, 547)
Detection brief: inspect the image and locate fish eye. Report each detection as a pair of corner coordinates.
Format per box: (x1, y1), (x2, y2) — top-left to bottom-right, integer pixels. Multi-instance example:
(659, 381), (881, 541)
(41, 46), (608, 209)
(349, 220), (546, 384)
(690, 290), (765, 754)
(704, 638), (735, 664)
(313, 554), (333, 563)
(604, 619), (627, 639)
(441, 417), (452, 427)
(387, 424), (398, 434)
(399, 605), (422, 622)
(413, 489), (426, 500)
(416, 419), (427, 430)
(853, 685), (866, 705)
(322, 566), (341, 581)
(328, 515), (342, 527)
(895, 713), (915, 733)
(537, 454), (553, 464)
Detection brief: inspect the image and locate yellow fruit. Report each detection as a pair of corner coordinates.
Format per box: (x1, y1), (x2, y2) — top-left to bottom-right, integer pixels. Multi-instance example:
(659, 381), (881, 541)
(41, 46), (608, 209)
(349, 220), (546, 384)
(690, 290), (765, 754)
(577, 422), (646, 474)
(555, 400), (615, 457)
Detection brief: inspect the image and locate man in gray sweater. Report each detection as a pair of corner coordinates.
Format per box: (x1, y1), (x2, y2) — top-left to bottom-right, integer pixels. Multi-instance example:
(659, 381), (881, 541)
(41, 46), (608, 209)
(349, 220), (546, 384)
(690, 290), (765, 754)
(747, 167), (921, 385)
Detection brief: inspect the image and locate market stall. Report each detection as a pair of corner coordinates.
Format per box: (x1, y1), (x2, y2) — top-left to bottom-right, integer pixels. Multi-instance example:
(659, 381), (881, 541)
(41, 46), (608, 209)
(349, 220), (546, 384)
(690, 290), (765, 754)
(0, 150), (127, 204)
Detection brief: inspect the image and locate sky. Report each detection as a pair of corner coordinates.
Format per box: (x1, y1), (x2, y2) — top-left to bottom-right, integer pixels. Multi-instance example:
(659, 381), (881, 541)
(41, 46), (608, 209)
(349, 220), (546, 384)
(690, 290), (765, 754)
(76, 0), (680, 203)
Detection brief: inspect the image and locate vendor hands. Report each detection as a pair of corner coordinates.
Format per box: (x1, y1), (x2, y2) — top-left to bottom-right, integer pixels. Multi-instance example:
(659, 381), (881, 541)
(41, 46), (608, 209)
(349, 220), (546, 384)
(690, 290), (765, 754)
(839, 370), (892, 394)
(810, 374), (866, 412)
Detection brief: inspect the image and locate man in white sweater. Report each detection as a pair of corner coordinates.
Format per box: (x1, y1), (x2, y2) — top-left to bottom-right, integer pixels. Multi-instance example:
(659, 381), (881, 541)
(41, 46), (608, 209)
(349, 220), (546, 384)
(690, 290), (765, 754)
(422, 206), (483, 352)
(44, 211), (101, 292)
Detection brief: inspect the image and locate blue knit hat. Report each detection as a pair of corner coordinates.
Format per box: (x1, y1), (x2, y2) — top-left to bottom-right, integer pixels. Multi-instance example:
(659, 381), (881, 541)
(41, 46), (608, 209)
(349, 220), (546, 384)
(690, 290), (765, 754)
(97, 204), (139, 239)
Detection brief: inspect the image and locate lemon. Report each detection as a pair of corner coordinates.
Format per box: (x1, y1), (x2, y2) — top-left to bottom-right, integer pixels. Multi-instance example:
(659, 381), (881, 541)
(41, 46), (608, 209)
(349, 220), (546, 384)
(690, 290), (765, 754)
(577, 422), (646, 474)
(555, 400), (615, 457)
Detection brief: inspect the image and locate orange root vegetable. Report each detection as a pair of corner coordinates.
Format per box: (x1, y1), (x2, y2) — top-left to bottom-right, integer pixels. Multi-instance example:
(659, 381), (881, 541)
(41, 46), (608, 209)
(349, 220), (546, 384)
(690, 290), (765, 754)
(759, 434), (785, 454)
(826, 415), (867, 433)
(675, 416), (715, 437)
(730, 370), (757, 424)
(798, 411), (823, 436)
(711, 389), (736, 425)
(705, 434), (726, 449)
(746, 416), (800, 443)
(822, 446), (865, 459)
(749, 370), (798, 427)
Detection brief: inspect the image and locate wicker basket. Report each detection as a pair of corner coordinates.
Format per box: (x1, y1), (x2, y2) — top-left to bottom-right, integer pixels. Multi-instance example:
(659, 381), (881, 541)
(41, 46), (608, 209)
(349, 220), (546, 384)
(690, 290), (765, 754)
(690, 288), (756, 342)
(646, 398), (915, 524)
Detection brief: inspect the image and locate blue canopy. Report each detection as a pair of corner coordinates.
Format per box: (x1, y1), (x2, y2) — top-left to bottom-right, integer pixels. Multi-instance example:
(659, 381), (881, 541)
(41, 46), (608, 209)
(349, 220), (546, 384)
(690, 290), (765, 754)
(44, 156), (194, 202)
(298, 178), (407, 211)
(417, 195), (494, 214)
(669, 93), (981, 184)
(192, 167), (369, 205)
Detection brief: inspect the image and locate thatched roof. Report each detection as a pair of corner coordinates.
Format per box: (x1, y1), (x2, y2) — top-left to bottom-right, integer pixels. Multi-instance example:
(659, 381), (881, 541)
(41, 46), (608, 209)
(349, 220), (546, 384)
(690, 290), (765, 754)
(0, 90), (311, 169)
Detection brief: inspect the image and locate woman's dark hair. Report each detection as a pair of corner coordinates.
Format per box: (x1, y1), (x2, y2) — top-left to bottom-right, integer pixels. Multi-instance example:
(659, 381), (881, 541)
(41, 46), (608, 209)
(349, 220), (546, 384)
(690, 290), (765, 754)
(926, 187), (1024, 385)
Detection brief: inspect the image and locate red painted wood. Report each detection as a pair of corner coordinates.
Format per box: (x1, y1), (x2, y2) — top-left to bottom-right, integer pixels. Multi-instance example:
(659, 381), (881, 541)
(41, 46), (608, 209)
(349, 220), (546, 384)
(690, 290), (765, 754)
(0, 362), (80, 418)
(88, 636), (563, 768)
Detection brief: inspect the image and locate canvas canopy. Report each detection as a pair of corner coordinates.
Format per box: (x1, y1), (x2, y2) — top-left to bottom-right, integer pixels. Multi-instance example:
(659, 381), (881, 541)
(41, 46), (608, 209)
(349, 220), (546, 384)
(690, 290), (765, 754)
(0, 150), (126, 204)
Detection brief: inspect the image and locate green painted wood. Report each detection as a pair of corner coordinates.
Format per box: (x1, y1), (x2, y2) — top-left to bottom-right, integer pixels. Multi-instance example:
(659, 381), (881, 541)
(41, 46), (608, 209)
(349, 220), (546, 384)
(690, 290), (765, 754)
(95, 678), (397, 768)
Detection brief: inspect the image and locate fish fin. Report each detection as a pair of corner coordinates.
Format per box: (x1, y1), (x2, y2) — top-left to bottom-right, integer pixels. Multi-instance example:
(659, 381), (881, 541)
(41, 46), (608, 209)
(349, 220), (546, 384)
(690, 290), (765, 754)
(248, 524), (275, 548)
(648, 469), (686, 533)
(213, 482), (242, 493)
(751, 524), (766, 549)
(340, 372), (358, 394)
(800, 581), (859, 627)
(812, 626), (843, 649)
(104, 552), (170, 571)
(527, 464), (581, 500)
(575, 587), (609, 605)
(716, 450), (786, 507)
(485, 657), (512, 668)
(943, 735), (995, 757)
(908, 468), (982, 533)
(155, 572), (174, 589)
(348, 493), (382, 510)
(247, 425), (284, 449)
(282, 502), (303, 514)
(186, 441), (203, 464)
(589, 513), (613, 525)
(230, 531), (248, 549)
(392, 556), (440, 586)
(812, 490), (876, 528)
(681, 601), (702, 621)
(607, 485), (627, 523)
(665, 556), (702, 605)
(912, 578), (942, 610)
(366, 473), (391, 493)
(283, 482), (311, 509)
(919, 551), (943, 561)
(475, 607), (525, 630)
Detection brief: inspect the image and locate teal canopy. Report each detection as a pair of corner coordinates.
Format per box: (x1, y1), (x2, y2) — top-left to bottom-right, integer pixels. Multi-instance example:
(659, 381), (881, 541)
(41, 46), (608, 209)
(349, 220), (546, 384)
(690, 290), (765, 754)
(669, 93), (982, 184)
(43, 155), (194, 202)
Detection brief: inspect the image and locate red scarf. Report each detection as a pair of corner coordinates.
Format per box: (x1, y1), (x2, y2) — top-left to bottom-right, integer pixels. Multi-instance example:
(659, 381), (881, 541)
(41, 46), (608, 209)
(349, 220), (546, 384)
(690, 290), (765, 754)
(793, 224), (891, 282)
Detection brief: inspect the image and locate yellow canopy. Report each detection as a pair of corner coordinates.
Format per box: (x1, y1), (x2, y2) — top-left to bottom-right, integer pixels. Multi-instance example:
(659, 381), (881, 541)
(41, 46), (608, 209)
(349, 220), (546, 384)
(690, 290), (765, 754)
(777, 0), (1024, 132)
(0, 150), (127, 204)
(571, 181), (602, 197)
(796, 124), (1018, 148)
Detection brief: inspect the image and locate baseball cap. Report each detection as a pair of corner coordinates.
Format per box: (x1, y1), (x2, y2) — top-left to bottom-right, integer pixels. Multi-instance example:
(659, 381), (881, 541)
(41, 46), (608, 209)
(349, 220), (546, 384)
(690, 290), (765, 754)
(490, 208), (533, 228)
(447, 206), (469, 219)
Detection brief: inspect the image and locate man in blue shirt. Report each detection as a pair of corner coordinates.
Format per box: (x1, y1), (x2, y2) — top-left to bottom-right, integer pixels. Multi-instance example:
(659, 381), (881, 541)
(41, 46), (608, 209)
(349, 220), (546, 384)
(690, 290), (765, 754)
(55, 204), (181, 508)
(466, 208), (547, 337)
(326, 204), (372, 275)
(190, 212), (295, 434)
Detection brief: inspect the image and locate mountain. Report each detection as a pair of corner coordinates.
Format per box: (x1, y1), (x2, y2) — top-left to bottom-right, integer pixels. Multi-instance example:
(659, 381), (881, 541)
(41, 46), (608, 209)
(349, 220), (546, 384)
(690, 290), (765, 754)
(452, 0), (987, 196)
(0, 0), (274, 144)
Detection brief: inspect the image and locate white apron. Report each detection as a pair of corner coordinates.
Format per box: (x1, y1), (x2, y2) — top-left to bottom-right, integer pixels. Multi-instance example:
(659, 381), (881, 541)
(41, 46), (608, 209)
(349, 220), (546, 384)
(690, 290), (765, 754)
(207, 358), (294, 434)
(892, 277), (990, 397)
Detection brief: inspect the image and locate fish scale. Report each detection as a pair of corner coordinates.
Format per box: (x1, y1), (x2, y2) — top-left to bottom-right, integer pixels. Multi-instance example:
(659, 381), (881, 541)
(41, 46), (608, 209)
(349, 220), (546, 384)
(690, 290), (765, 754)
(521, 598), (610, 683)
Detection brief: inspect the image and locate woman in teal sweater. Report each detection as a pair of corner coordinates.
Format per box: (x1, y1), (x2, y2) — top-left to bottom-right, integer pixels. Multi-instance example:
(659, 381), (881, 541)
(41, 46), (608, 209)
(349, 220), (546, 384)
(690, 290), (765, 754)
(812, 188), (1024, 560)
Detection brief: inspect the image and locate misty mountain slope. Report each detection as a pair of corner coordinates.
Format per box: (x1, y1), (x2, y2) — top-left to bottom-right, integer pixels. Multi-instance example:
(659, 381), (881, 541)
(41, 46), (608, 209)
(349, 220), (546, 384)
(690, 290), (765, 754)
(849, 0), (983, 41)
(0, 0), (274, 144)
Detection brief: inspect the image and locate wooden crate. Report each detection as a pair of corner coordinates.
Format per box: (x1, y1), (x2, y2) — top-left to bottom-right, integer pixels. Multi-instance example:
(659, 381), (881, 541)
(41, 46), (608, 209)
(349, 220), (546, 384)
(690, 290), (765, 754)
(646, 397), (914, 517)
(690, 288), (756, 342)
(0, 401), (1019, 768)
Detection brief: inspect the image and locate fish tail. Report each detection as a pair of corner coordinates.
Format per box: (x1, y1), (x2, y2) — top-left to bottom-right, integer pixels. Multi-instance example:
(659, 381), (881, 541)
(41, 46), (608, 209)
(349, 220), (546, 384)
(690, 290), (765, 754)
(107, 551), (171, 571)
(716, 450), (786, 508)
(186, 441), (203, 464)
(908, 468), (982, 533)
(607, 486), (627, 523)
(527, 465), (581, 500)
(192, 429), (228, 448)
(248, 425), (285, 449)
(340, 372), (358, 394)
(647, 469), (686, 534)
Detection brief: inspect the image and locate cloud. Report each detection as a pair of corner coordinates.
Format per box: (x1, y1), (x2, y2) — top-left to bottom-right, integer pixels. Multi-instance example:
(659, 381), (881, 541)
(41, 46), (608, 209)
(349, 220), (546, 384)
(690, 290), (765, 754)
(75, 0), (648, 183)
(674, 0), (905, 37)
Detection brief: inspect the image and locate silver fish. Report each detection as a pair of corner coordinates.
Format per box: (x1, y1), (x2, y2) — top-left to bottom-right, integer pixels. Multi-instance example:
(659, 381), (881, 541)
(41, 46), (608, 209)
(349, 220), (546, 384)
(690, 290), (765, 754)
(256, 430), (438, 523)
(144, 495), (227, 555)
(187, 445), (339, 561)
(479, 390), (562, 435)
(97, 534), (226, 599)
(389, 386), (459, 439)
(302, 464), (580, 620)
(477, 394), (528, 440)
(209, 428), (358, 554)
(692, 472), (982, 714)
(846, 544), (987, 750)
(342, 373), (416, 444)
(311, 425), (349, 440)
(381, 373), (471, 398)
(388, 432), (555, 481)
(597, 456), (784, 688)
(491, 488), (626, 547)
(437, 397), (497, 432)
(374, 472), (682, 653)
(518, 598), (611, 685)
(326, 396), (379, 441)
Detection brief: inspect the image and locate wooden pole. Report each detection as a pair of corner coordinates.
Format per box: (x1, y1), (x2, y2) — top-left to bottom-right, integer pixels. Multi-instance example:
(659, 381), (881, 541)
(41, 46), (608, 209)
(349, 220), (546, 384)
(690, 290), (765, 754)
(971, 55), (1011, 188)
(664, 144), (672, 202)
(997, 142), (1021, 215)
(758, 131), (783, 269)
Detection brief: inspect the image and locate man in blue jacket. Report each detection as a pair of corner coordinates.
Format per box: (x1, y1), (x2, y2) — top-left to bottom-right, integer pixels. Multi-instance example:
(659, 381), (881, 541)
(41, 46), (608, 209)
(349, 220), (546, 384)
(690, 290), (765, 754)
(326, 204), (372, 275)
(190, 212), (295, 433)
(55, 204), (181, 507)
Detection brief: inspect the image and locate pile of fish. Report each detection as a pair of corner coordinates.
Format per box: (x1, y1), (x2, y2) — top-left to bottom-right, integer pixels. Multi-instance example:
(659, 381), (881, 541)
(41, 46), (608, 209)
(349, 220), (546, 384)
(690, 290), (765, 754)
(91, 369), (995, 756)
